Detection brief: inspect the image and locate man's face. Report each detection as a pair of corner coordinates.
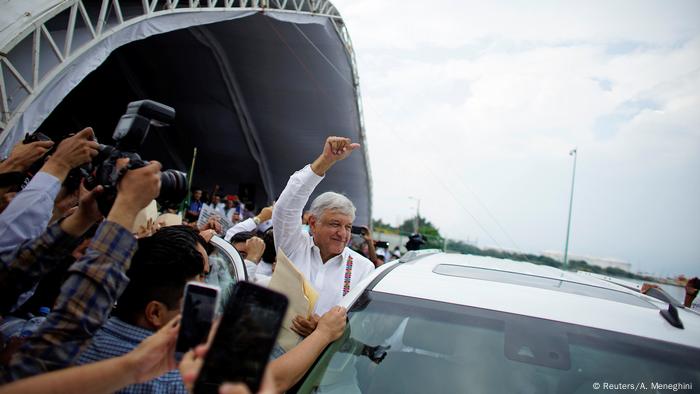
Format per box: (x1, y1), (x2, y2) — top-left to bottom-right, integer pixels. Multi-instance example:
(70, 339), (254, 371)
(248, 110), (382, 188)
(212, 195), (220, 204)
(310, 210), (353, 258)
(193, 190), (202, 200)
(233, 212), (241, 221)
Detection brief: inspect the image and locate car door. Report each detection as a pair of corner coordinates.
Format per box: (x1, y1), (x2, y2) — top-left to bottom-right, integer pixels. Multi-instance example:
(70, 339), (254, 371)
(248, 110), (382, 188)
(209, 235), (248, 281)
(206, 235), (248, 313)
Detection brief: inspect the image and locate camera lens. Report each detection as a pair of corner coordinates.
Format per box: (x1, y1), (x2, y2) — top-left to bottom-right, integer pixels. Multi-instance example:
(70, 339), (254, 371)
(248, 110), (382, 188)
(158, 170), (188, 207)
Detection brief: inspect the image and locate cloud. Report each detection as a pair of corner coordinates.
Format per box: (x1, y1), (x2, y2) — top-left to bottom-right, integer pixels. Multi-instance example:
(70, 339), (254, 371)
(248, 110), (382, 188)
(333, 0), (700, 276)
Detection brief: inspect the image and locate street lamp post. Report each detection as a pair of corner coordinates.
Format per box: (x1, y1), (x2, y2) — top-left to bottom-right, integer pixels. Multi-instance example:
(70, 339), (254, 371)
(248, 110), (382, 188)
(563, 148), (578, 268)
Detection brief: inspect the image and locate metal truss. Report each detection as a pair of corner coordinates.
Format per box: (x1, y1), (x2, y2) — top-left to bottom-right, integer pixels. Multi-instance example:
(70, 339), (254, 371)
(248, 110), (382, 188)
(0, 0), (354, 139)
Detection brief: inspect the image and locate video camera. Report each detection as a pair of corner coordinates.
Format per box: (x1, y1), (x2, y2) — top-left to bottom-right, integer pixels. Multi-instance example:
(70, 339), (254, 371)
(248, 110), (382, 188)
(22, 100), (188, 215)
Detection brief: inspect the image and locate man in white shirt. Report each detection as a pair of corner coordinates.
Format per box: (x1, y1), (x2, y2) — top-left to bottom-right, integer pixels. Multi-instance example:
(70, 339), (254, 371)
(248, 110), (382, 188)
(273, 136), (375, 337)
(203, 194), (226, 216)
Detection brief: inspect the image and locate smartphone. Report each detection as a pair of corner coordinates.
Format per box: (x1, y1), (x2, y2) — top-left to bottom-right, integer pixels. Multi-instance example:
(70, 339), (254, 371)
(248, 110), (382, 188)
(176, 282), (220, 353)
(194, 281), (289, 393)
(351, 226), (365, 235)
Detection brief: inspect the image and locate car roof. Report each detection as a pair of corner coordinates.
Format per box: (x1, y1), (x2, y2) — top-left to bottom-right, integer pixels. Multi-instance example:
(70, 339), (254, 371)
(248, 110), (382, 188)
(356, 252), (700, 348)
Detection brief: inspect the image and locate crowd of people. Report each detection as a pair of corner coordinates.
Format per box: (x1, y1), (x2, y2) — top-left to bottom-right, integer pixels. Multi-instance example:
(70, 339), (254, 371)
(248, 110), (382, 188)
(1, 123), (699, 394)
(0, 131), (392, 393)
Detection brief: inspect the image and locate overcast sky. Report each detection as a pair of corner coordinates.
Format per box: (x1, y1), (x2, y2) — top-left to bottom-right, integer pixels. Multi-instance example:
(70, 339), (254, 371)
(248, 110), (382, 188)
(332, 0), (700, 277)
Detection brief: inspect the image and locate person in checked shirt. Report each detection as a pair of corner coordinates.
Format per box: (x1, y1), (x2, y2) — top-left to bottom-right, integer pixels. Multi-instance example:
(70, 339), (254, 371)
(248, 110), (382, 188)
(0, 159), (163, 383)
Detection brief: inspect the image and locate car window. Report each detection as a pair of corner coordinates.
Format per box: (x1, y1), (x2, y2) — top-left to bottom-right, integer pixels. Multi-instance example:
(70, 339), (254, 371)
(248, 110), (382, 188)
(297, 291), (700, 394)
(206, 236), (247, 314)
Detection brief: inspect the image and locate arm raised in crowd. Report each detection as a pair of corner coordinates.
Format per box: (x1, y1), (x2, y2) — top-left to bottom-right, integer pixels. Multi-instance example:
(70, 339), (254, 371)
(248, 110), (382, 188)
(225, 205), (273, 242)
(273, 137), (358, 258)
(0, 140), (54, 201)
(0, 316), (180, 394)
(310, 136), (360, 177)
(1, 161), (162, 382)
(0, 128), (99, 254)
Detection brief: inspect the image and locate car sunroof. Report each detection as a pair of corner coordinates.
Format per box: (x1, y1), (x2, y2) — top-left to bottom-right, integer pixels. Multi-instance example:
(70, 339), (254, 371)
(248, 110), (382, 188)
(433, 264), (655, 309)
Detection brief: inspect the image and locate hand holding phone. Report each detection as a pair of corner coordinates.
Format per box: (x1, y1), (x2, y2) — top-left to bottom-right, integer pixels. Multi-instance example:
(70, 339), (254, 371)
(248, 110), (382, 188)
(176, 282), (220, 353)
(194, 281), (288, 393)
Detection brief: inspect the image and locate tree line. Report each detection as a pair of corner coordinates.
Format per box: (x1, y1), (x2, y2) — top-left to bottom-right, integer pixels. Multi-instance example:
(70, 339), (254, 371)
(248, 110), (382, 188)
(372, 216), (654, 282)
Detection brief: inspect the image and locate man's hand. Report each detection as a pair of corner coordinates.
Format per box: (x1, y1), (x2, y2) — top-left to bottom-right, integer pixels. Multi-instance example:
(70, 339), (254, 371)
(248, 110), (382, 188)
(361, 226), (373, 243)
(125, 315), (180, 384)
(179, 343), (208, 391)
(311, 136), (360, 176)
(316, 306), (347, 343)
(180, 345), (278, 394)
(200, 216), (222, 234)
(0, 140), (54, 172)
(41, 128), (100, 181)
(135, 218), (159, 239)
(107, 161), (162, 230)
(60, 182), (104, 236)
(291, 314), (320, 337)
(179, 320), (277, 394)
(116, 161), (162, 210)
(49, 187), (80, 224)
(199, 229), (217, 243)
(256, 205), (273, 223)
(245, 236), (266, 263)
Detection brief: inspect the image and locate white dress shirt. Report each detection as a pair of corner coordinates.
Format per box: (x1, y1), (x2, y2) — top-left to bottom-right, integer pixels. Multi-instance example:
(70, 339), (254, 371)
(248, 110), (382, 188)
(224, 217), (257, 242)
(273, 165), (374, 315)
(224, 218), (275, 279)
(204, 202), (226, 216)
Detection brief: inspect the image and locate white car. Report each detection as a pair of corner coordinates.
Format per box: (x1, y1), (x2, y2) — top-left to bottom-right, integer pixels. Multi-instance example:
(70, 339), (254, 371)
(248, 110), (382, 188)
(293, 250), (700, 394)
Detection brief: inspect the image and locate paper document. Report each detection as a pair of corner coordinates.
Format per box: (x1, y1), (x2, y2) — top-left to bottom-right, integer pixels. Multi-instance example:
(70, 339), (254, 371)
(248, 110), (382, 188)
(196, 205), (234, 233)
(268, 248), (319, 351)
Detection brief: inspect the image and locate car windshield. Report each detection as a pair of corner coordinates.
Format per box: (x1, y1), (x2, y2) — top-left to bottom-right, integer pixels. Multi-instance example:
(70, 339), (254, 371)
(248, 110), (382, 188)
(296, 291), (700, 394)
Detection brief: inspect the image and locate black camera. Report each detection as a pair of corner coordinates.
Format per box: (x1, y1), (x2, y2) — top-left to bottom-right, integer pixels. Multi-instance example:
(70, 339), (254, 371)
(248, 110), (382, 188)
(13, 100), (187, 213)
(85, 100), (188, 215)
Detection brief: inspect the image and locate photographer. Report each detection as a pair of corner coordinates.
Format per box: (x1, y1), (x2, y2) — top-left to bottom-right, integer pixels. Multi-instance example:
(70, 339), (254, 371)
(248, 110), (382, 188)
(0, 159), (162, 382)
(0, 183), (102, 316)
(360, 226), (383, 268)
(0, 128), (99, 254)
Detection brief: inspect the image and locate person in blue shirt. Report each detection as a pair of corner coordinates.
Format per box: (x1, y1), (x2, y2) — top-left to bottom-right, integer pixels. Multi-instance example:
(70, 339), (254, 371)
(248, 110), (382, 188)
(186, 189), (203, 222)
(78, 225), (209, 394)
(0, 128), (99, 255)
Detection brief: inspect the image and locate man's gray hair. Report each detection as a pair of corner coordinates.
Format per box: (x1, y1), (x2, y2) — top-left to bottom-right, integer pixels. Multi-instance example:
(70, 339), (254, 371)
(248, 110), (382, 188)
(309, 192), (356, 221)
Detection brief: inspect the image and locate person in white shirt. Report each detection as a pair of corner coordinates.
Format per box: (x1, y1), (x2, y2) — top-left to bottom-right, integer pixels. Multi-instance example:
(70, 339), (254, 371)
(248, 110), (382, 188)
(203, 194), (226, 216)
(273, 136), (375, 337)
(223, 205), (273, 243)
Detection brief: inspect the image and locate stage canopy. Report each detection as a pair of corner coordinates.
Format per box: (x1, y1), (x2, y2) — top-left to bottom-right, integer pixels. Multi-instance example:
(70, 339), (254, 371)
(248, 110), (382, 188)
(0, 0), (372, 224)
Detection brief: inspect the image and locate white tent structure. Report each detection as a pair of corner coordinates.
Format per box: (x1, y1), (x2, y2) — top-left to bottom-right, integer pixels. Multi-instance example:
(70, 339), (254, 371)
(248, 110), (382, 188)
(0, 0), (371, 223)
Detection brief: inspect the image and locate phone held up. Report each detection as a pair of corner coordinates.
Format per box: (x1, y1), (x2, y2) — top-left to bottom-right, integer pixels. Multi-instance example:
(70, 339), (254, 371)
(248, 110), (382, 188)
(351, 226), (365, 235)
(176, 282), (220, 353)
(194, 281), (289, 394)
